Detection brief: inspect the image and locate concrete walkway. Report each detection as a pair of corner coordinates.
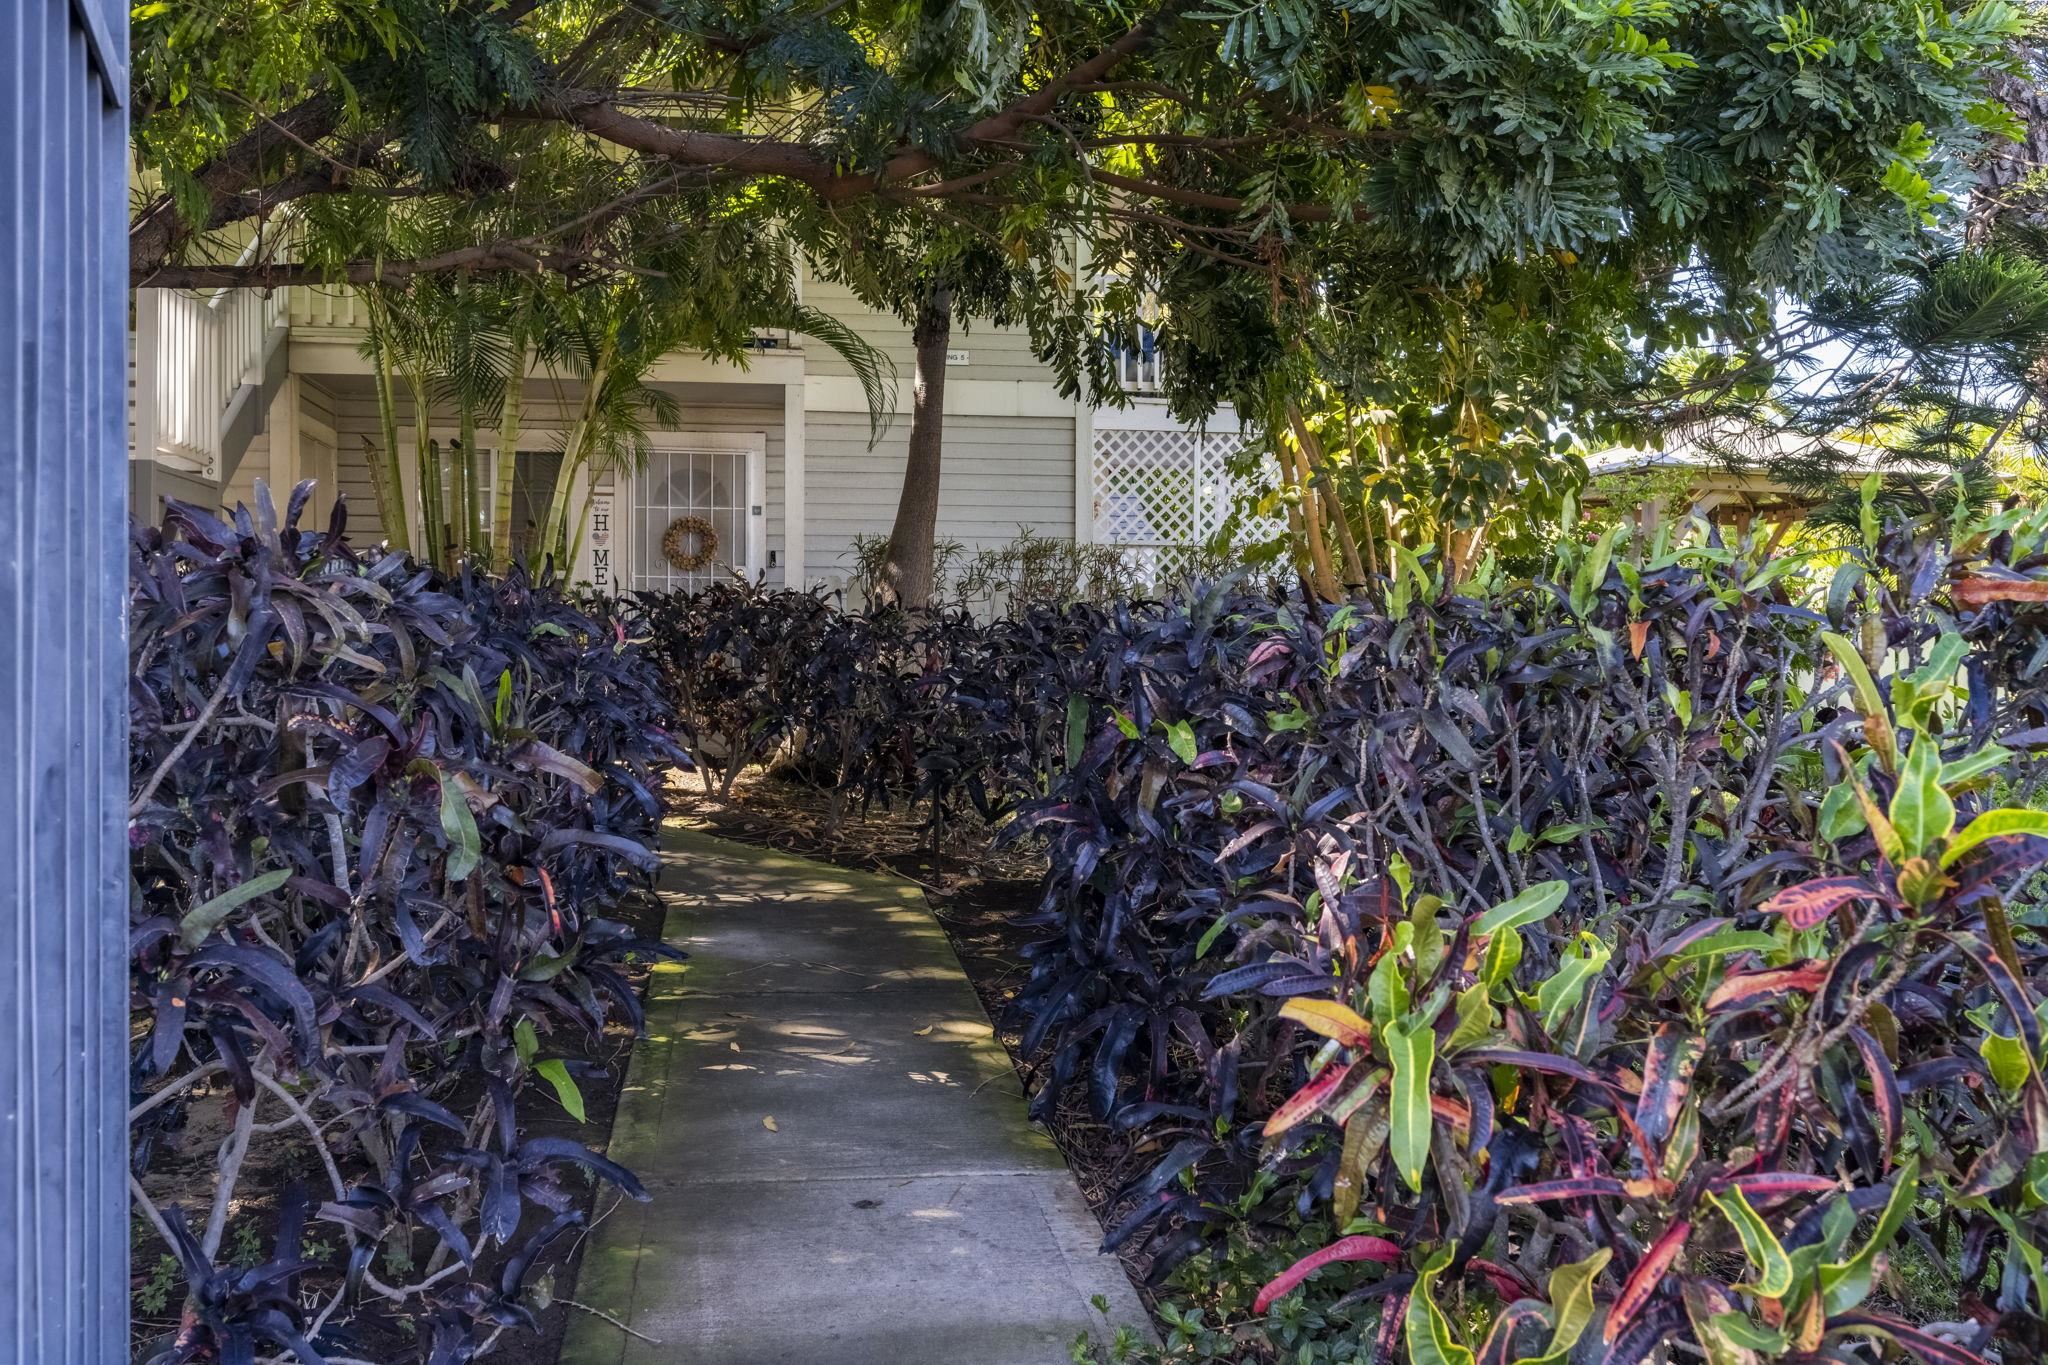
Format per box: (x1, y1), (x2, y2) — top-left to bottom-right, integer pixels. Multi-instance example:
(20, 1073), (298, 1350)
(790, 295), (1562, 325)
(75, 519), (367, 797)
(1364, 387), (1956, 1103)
(561, 827), (1153, 1365)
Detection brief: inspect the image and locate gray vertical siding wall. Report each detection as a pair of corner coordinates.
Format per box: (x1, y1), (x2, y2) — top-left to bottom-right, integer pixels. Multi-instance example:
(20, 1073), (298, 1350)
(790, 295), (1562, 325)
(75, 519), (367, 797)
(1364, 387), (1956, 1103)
(805, 411), (1077, 584)
(0, 1), (130, 1360)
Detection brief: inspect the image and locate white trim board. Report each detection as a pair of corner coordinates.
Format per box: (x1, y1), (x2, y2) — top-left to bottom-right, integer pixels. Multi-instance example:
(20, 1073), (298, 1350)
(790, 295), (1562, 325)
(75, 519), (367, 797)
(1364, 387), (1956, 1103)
(804, 375), (1078, 419)
(1091, 399), (1246, 434)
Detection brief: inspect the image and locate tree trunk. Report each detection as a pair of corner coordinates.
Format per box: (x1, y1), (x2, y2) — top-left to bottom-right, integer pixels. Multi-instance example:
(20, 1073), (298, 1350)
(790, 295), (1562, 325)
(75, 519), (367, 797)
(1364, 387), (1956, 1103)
(455, 377), (481, 560)
(1278, 424), (1339, 600)
(491, 332), (527, 572)
(412, 375), (445, 568)
(536, 348), (611, 576)
(365, 316), (411, 553)
(879, 284), (952, 609)
(1288, 403), (1366, 591)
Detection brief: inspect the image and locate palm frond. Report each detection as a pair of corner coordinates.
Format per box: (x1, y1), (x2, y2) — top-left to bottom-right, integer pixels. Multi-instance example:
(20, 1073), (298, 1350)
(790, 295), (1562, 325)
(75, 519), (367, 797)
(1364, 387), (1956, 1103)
(773, 302), (899, 444)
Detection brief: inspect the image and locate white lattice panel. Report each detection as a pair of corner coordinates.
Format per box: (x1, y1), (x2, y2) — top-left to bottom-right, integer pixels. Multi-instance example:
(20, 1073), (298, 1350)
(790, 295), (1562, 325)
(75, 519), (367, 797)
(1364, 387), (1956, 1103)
(1091, 425), (1283, 583)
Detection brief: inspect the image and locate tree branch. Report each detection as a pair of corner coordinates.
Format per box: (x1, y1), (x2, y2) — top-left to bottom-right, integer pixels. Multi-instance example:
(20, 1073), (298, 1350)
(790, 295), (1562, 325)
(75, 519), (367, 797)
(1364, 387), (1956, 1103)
(135, 244), (560, 290)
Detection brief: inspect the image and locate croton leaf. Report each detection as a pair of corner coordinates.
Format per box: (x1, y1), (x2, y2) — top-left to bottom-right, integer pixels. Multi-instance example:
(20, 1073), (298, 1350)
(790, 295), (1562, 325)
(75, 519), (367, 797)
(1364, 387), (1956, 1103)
(1759, 877), (1877, 932)
(1253, 1235), (1403, 1314)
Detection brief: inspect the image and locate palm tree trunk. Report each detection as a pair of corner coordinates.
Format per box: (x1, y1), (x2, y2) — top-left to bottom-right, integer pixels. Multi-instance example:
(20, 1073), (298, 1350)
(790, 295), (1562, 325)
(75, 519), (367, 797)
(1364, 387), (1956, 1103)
(365, 312), (411, 553)
(412, 374), (445, 568)
(1279, 425), (1339, 600)
(880, 283), (951, 608)
(1288, 403), (1366, 591)
(456, 405), (481, 562)
(491, 333), (527, 573)
(537, 350), (611, 576)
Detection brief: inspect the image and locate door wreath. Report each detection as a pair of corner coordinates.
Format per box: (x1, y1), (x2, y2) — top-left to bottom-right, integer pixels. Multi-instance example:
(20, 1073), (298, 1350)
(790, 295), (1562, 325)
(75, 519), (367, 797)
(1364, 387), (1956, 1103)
(660, 515), (719, 572)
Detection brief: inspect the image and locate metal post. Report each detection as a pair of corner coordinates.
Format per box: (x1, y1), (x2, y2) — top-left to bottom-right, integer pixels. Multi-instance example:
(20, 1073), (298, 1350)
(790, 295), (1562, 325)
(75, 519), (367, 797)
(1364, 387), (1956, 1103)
(0, 1), (130, 1360)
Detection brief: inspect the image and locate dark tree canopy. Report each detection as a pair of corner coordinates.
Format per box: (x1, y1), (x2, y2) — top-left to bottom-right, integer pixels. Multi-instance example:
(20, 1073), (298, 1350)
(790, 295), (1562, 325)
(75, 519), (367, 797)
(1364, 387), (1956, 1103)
(131, 0), (2027, 421)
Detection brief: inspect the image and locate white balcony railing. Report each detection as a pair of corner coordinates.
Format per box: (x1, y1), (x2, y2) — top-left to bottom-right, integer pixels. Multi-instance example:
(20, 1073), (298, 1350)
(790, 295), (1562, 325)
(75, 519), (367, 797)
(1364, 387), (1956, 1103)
(133, 283), (287, 477)
(1115, 324), (1165, 394)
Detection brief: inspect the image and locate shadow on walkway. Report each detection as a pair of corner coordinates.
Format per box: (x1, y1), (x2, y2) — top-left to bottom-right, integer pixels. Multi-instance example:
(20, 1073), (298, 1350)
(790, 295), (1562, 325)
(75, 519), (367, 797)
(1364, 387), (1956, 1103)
(562, 827), (1154, 1365)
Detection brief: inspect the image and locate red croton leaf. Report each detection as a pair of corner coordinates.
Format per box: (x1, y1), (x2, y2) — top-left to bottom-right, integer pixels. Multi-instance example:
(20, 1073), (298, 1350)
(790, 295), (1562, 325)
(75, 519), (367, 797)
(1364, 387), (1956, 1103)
(1253, 1234), (1404, 1313)
(1495, 1176), (1629, 1205)
(1467, 1257), (1540, 1303)
(1261, 1060), (1355, 1137)
(1705, 961), (1831, 1013)
(1952, 575), (2048, 607)
(1604, 1219), (1690, 1344)
(1634, 1024), (1704, 1147)
(1828, 1310), (1993, 1365)
(1709, 1171), (1840, 1206)
(1760, 877), (1879, 931)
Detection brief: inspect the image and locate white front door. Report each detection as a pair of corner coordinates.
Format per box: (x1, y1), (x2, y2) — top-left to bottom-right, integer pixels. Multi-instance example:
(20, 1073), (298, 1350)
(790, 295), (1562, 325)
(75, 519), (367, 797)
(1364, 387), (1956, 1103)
(629, 435), (767, 592)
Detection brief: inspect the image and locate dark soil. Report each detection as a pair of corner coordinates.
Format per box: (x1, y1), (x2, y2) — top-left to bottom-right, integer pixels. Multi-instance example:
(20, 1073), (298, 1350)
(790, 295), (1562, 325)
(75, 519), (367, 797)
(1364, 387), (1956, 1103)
(129, 885), (667, 1365)
(668, 768), (1168, 1318)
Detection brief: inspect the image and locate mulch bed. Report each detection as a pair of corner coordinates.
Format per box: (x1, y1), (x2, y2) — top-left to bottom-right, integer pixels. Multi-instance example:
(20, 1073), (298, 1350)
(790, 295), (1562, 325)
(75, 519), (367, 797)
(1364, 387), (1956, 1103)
(666, 767), (1168, 1321)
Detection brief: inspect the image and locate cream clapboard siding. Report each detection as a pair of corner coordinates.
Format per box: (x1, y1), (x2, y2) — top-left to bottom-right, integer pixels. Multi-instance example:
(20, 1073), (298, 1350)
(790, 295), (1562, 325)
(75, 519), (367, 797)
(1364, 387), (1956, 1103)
(805, 411), (1075, 584)
(326, 380), (785, 583)
(800, 274), (1057, 385)
(221, 430), (269, 515)
(296, 380), (350, 536)
(218, 379), (349, 530)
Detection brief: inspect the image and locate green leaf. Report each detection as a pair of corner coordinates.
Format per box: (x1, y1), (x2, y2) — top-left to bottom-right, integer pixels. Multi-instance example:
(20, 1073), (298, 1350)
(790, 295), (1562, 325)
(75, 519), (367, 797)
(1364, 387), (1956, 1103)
(1906, 632), (1967, 690)
(1940, 744), (2012, 787)
(440, 775), (481, 882)
(1980, 1031), (2031, 1092)
(1267, 704), (1311, 733)
(1404, 1248), (1473, 1365)
(179, 868), (292, 949)
(1572, 526), (1620, 617)
(1820, 1154), (1918, 1315)
(1704, 1186), (1794, 1298)
(514, 1018), (540, 1064)
(1444, 983), (1494, 1055)
(1888, 737), (1955, 860)
(534, 1058), (587, 1124)
(1064, 694), (1088, 769)
(1712, 1313), (1789, 1353)
(1165, 720), (1198, 765)
(1369, 935), (1411, 1028)
(1819, 780), (1866, 843)
(1534, 933), (1610, 1032)
(1410, 894), (1446, 980)
(1513, 1248), (1611, 1365)
(1821, 629), (1886, 722)
(1827, 561), (1865, 623)
(494, 668), (514, 732)
(1195, 916), (1231, 959)
(1481, 925), (1523, 993)
(1474, 879), (1569, 935)
(1663, 930), (1778, 963)
(1386, 1016), (1436, 1194)
(1113, 710), (1140, 740)
(1943, 808), (2048, 868)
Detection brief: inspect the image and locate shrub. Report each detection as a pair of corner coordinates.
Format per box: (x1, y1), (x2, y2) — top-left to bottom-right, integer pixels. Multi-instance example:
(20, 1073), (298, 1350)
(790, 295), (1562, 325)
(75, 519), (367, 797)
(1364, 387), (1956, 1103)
(128, 483), (685, 1364)
(657, 491), (2048, 1364)
(1009, 503), (2048, 1364)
